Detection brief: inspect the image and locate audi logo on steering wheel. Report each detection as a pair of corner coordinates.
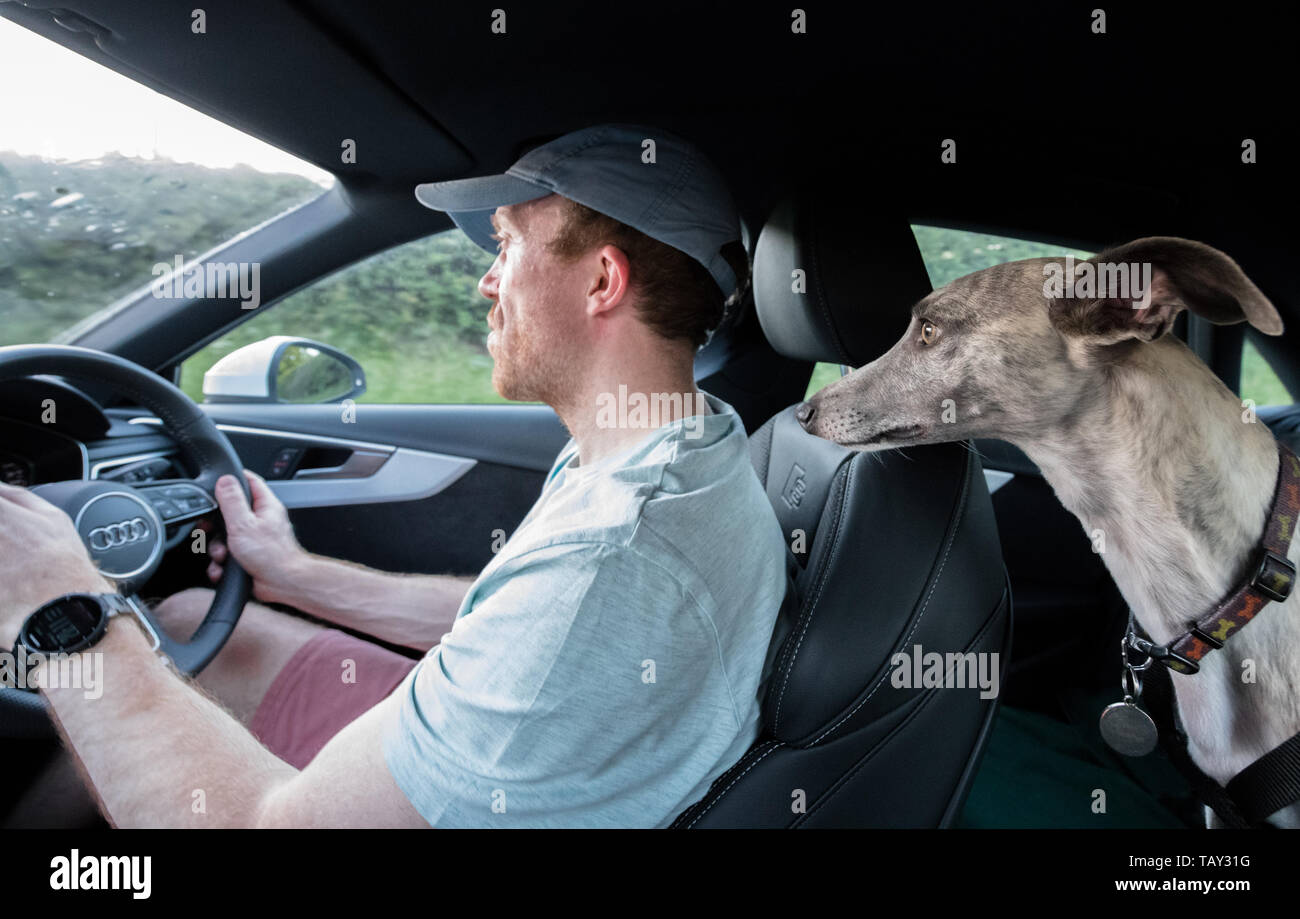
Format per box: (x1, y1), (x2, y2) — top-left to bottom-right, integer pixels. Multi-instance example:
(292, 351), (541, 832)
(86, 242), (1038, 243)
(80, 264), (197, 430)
(73, 491), (163, 581)
(87, 517), (151, 551)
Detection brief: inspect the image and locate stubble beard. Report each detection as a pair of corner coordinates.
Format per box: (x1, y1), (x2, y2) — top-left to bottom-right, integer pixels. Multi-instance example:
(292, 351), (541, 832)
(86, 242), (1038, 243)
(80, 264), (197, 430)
(491, 325), (576, 412)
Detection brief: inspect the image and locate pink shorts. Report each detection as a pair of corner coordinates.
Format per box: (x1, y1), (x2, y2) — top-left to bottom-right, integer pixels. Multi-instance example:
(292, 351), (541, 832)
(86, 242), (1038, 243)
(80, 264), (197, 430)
(249, 628), (419, 769)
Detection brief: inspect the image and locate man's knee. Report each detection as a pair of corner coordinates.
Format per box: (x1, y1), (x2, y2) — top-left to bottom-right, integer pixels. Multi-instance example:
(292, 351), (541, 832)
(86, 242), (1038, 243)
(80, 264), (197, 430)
(152, 585), (325, 653)
(145, 586), (327, 725)
(150, 587), (215, 640)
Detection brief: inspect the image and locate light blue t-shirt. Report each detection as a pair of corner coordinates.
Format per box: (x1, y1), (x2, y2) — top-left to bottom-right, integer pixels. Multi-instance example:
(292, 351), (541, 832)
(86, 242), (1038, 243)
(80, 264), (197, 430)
(381, 391), (789, 827)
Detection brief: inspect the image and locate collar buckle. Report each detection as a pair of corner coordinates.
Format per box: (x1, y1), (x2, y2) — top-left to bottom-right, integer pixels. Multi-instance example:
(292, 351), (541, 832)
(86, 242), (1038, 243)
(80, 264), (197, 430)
(1127, 633), (1200, 675)
(1251, 549), (1296, 604)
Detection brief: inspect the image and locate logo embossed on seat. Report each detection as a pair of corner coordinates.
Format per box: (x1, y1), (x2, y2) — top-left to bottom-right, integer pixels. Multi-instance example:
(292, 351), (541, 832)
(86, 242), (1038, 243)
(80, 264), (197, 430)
(781, 464), (807, 510)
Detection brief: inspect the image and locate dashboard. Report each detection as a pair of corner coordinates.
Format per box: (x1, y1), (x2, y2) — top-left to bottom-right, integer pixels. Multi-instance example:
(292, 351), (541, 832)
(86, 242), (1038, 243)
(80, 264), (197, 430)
(0, 422), (86, 485)
(0, 371), (469, 516)
(0, 377), (187, 487)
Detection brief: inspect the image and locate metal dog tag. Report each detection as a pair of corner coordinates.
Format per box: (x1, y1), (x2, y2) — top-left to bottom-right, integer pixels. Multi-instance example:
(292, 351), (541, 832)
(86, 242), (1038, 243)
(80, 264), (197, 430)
(1100, 700), (1159, 757)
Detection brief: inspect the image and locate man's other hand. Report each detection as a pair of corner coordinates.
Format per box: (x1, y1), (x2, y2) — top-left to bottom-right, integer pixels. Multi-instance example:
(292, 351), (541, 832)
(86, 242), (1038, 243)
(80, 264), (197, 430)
(209, 470), (307, 603)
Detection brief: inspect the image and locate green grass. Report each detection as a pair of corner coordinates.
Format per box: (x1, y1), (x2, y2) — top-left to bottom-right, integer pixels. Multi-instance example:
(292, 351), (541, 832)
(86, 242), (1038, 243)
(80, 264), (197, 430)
(804, 362), (844, 401)
(1240, 339), (1292, 407)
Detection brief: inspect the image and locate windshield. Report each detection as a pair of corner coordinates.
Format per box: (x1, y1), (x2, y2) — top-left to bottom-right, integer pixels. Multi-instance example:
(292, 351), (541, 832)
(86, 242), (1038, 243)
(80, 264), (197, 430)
(0, 17), (334, 347)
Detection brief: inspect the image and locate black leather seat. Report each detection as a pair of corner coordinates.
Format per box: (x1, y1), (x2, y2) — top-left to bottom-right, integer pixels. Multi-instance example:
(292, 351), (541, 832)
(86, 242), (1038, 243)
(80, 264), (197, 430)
(671, 194), (1012, 827)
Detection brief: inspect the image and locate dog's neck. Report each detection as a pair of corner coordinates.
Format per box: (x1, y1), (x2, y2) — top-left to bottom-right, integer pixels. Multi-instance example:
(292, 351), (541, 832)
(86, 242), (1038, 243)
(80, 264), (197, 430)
(1009, 336), (1300, 805)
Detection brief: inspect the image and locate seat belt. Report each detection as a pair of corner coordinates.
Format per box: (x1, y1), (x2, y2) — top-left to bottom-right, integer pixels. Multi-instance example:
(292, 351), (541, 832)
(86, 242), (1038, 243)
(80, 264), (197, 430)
(1141, 659), (1300, 827)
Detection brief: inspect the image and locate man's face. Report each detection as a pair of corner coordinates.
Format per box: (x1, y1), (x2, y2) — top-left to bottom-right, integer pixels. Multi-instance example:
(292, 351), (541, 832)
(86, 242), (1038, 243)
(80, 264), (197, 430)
(478, 195), (591, 404)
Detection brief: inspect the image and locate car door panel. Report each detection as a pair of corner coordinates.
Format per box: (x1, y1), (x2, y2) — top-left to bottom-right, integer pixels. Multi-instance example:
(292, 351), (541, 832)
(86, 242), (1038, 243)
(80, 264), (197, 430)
(197, 402), (569, 471)
(113, 404), (569, 578)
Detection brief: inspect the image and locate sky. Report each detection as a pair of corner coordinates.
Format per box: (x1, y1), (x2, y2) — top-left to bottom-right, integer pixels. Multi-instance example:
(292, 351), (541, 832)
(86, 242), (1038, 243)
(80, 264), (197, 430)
(0, 16), (333, 186)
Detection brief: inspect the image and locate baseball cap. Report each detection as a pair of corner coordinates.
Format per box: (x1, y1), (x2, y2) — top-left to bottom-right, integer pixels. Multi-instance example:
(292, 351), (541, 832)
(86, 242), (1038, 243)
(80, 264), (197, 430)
(413, 124), (741, 296)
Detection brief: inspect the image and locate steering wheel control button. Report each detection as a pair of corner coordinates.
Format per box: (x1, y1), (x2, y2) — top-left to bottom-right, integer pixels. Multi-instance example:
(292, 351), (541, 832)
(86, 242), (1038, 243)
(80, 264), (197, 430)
(138, 483), (216, 523)
(148, 496), (179, 517)
(72, 490), (164, 581)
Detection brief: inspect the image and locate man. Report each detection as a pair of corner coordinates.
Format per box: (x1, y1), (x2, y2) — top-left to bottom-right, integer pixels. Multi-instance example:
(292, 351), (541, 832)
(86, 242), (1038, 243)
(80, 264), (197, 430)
(0, 124), (789, 827)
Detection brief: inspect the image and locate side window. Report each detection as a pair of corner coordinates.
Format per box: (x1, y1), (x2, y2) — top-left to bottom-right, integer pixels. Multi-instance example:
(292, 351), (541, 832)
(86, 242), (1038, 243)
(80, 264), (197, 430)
(0, 16), (332, 348)
(181, 229), (499, 404)
(1241, 337), (1293, 407)
(804, 226), (1095, 401)
(806, 225), (1295, 411)
(911, 225), (1095, 288)
(804, 361), (845, 400)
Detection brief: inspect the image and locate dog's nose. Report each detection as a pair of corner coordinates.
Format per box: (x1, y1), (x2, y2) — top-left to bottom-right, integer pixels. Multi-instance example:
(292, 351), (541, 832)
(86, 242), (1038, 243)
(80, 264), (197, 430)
(795, 402), (816, 427)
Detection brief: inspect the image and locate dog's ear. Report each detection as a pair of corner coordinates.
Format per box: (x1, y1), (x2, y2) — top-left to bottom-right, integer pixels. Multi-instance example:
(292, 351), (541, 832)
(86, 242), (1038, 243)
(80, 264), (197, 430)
(1049, 237), (1282, 345)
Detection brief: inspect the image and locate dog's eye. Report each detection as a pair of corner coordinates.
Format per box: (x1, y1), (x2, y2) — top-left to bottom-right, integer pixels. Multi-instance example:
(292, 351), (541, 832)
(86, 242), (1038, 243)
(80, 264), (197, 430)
(919, 319), (938, 346)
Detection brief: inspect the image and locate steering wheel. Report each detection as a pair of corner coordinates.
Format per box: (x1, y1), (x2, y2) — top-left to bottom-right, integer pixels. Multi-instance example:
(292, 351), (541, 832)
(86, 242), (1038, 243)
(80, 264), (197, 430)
(0, 345), (252, 737)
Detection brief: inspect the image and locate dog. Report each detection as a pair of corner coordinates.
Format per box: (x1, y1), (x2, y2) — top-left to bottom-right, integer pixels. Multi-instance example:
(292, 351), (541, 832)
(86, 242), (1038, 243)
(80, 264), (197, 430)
(796, 236), (1300, 827)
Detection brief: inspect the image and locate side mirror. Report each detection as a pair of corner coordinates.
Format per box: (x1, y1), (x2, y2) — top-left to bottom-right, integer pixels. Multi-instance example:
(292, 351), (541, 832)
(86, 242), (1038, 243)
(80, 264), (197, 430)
(202, 336), (366, 404)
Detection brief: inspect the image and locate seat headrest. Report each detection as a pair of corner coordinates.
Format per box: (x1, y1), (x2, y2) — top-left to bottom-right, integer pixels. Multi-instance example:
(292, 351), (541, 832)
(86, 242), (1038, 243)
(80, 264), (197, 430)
(753, 194), (934, 367)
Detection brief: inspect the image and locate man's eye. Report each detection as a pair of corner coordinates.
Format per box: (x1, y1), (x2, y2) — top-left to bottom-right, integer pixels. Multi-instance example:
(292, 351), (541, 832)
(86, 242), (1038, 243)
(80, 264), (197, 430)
(490, 232), (506, 252)
(919, 319), (937, 345)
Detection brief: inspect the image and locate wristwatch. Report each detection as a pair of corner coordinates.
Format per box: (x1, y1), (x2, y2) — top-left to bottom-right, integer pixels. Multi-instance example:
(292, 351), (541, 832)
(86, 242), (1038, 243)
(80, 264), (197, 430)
(16, 592), (163, 658)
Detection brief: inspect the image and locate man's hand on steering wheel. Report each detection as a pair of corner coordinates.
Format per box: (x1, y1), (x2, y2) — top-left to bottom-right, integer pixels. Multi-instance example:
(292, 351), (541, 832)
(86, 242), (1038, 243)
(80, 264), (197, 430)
(205, 469), (308, 605)
(0, 481), (113, 648)
(0, 344), (253, 690)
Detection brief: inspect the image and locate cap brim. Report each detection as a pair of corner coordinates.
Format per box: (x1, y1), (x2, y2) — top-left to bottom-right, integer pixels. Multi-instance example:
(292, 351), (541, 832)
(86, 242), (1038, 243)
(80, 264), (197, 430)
(414, 173), (550, 253)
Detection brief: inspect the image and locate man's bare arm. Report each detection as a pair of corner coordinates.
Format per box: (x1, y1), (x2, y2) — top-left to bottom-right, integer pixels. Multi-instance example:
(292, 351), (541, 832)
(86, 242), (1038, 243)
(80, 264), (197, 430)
(43, 615), (429, 828)
(0, 480), (429, 828)
(257, 553), (473, 652)
(207, 471), (474, 651)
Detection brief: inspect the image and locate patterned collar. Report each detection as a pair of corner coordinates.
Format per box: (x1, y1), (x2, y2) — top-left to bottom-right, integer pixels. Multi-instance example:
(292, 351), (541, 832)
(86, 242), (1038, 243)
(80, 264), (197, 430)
(1137, 441), (1300, 675)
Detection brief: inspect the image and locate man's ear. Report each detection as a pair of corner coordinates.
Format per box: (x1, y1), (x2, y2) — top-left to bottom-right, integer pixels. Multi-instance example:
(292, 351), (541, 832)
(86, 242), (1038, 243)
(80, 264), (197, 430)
(1048, 236), (1282, 346)
(587, 243), (631, 317)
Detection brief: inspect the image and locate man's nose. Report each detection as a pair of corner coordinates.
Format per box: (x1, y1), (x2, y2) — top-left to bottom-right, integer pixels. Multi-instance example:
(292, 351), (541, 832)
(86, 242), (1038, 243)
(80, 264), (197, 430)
(478, 264), (499, 299)
(795, 402), (816, 428)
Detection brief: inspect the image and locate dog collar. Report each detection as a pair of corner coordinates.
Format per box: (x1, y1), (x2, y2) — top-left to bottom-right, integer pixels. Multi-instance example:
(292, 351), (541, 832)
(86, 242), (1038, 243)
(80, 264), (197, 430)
(1133, 441), (1300, 675)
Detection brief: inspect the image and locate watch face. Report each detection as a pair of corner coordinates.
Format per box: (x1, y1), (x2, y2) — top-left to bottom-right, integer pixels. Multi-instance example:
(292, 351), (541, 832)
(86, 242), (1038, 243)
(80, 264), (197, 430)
(23, 596), (105, 653)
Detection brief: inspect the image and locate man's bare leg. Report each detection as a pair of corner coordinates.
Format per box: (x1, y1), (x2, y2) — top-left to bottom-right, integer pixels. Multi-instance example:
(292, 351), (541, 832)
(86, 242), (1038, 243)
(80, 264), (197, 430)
(149, 587), (332, 725)
(3, 588), (327, 827)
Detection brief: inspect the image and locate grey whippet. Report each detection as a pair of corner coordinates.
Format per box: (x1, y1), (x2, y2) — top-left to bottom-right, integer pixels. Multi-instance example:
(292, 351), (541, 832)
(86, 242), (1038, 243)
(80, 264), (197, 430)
(797, 236), (1300, 827)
